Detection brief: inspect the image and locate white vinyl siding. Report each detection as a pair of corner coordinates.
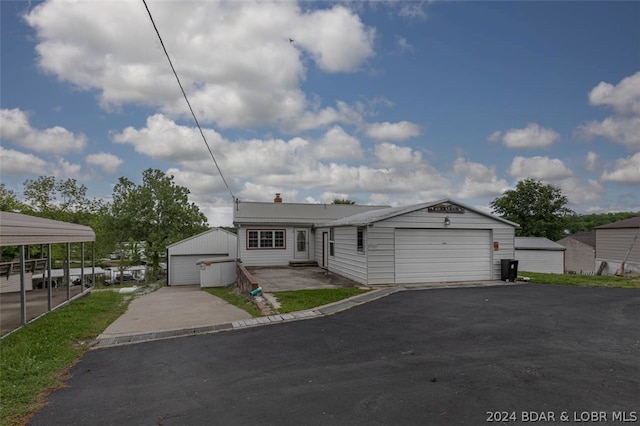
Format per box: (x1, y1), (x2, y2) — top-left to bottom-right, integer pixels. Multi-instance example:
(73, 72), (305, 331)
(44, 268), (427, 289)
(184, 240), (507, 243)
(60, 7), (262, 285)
(327, 227), (367, 284)
(395, 229), (492, 283)
(238, 226), (298, 266)
(515, 249), (564, 274)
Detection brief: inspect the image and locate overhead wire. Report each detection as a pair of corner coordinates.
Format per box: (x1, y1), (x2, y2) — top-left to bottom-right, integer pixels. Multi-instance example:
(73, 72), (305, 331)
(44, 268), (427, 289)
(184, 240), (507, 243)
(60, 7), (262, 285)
(141, 0), (235, 200)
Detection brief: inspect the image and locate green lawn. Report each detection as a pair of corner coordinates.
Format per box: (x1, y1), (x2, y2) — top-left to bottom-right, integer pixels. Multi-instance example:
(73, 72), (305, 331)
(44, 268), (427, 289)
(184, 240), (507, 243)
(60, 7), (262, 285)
(202, 286), (262, 317)
(0, 291), (130, 426)
(520, 271), (640, 288)
(274, 287), (370, 313)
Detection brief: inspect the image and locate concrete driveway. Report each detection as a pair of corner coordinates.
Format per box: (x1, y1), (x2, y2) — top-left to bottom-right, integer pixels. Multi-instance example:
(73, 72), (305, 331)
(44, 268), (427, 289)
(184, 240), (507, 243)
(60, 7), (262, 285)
(28, 284), (639, 425)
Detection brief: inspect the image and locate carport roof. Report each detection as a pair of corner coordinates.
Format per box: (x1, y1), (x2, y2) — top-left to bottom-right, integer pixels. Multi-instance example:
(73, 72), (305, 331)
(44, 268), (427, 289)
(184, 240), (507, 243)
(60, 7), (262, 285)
(0, 211), (95, 246)
(317, 198), (520, 228)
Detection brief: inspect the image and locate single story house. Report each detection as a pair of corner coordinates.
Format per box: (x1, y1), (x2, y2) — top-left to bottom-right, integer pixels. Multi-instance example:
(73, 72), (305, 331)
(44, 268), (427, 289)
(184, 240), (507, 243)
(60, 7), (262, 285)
(595, 217), (640, 275)
(556, 231), (595, 274)
(166, 228), (237, 286)
(234, 196), (519, 285)
(515, 237), (565, 274)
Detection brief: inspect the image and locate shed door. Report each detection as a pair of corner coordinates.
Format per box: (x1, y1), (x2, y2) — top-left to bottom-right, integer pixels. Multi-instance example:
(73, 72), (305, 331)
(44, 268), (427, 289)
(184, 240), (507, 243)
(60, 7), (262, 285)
(395, 229), (491, 283)
(169, 255), (204, 285)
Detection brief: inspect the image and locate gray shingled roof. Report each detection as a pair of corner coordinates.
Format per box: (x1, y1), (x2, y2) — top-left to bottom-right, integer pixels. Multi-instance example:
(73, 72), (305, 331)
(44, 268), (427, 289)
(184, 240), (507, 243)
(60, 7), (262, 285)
(0, 212), (96, 246)
(233, 200), (389, 226)
(558, 231), (595, 248)
(515, 237), (566, 251)
(317, 198), (520, 228)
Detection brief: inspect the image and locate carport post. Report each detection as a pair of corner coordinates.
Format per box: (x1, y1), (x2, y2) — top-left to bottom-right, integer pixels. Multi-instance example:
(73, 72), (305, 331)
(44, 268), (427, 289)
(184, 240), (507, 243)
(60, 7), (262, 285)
(19, 245), (27, 326)
(66, 243), (71, 301)
(47, 243), (52, 311)
(92, 242), (95, 289)
(81, 243), (85, 293)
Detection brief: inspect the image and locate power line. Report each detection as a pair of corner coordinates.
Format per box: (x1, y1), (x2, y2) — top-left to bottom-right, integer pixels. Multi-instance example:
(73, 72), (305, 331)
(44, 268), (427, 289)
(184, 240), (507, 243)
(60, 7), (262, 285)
(141, 0), (235, 200)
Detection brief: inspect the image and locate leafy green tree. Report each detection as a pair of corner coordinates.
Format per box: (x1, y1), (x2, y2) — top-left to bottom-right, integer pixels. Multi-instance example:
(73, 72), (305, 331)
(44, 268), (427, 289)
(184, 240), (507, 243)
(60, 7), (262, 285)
(332, 198), (356, 204)
(490, 178), (574, 241)
(110, 169), (209, 277)
(0, 183), (25, 212)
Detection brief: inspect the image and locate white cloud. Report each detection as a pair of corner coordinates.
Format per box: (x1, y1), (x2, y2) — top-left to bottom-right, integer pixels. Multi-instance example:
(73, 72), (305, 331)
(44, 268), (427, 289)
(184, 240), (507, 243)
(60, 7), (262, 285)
(559, 178), (604, 205)
(313, 126), (363, 160)
(601, 152), (640, 184)
(588, 71), (640, 116)
(0, 108), (87, 154)
(52, 158), (83, 179)
(85, 152), (123, 174)
(366, 121), (421, 141)
(491, 123), (559, 149)
(452, 158), (509, 198)
(25, 1), (375, 129)
(0, 147), (48, 176)
(585, 151), (599, 172)
(397, 2), (428, 20)
(507, 156), (573, 180)
(111, 114), (226, 162)
(374, 143), (422, 166)
(578, 116), (640, 150)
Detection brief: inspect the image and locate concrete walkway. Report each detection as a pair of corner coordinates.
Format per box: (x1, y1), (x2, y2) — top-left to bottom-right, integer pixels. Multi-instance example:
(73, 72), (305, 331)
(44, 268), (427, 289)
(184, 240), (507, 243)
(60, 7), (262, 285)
(93, 280), (511, 348)
(96, 285), (252, 346)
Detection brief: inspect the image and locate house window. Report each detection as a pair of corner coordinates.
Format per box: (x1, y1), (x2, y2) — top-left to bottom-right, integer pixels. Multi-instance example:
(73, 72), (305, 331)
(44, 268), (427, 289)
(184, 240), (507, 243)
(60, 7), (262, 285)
(357, 227), (365, 253)
(329, 228), (335, 257)
(247, 230), (285, 249)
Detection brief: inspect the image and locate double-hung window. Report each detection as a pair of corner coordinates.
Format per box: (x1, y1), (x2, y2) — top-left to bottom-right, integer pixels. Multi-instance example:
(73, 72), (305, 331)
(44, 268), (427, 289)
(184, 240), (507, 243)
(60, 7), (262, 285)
(247, 230), (285, 249)
(357, 227), (365, 253)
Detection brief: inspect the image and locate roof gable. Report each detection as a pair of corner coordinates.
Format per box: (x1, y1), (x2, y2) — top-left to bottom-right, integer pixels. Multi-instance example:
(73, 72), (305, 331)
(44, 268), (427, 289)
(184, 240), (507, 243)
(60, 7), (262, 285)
(318, 198), (519, 228)
(166, 227), (236, 249)
(557, 231), (595, 248)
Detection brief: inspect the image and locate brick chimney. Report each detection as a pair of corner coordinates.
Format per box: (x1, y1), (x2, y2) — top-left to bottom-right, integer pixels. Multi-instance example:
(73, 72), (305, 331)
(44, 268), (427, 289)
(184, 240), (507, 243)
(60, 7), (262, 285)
(274, 193), (283, 203)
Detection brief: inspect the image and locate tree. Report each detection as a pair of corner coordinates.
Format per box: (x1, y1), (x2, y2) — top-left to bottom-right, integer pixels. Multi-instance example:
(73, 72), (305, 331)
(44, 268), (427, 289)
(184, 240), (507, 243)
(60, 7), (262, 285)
(490, 178), (574, 241)
(110, 169), (209, 278)
(0, 183), (25, 212)
(333, 198), (356, 204)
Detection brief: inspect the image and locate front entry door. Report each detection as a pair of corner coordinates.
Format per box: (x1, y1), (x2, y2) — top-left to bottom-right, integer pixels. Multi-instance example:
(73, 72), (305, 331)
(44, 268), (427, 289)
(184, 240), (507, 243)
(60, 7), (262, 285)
(294, 228), (309, 259)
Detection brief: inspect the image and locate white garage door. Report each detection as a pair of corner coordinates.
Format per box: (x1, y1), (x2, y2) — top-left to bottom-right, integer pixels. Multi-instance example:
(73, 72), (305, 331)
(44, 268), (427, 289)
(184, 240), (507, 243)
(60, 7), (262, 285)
(395, 229), (492, 283)
(169, 255), (203, 286)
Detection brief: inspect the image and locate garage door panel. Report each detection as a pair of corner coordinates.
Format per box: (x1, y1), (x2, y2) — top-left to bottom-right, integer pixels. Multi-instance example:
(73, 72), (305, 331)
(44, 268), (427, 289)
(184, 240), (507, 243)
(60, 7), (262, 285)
(395, 229), (491, 283)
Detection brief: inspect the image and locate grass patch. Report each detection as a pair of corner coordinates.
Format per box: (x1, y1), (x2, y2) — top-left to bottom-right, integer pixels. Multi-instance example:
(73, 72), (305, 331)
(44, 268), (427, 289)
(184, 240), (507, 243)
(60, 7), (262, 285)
(521, 271), (640, 288)
(202, 286), (262, 317)
(274, 287), (370, 313)
(0, 291), (130, 426)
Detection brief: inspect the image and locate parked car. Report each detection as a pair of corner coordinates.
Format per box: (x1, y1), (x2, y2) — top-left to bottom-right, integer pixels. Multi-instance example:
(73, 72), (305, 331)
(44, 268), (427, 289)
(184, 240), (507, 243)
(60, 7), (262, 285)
(104, 274), (142, 286)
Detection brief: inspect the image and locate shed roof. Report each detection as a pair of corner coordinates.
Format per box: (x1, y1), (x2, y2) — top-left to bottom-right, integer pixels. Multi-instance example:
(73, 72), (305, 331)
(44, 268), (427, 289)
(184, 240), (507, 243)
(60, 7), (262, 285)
(166, 227), (236, 249)
(515, 237), (566, 251)
(233, 200), (388, 226)
(0, 212), (95, 246)
(318, 198), (520, 228)
(558, 231), (595, 248)
(595, 217), (640, 229)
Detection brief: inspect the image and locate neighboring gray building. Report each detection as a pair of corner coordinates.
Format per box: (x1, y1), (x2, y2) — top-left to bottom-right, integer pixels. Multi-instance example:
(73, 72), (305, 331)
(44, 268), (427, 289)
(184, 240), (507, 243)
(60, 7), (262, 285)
(595, 217), (640, 275)
(515, 237), (565, 274)
(556, 231), (595, 274)
(166, 228), (237, 286)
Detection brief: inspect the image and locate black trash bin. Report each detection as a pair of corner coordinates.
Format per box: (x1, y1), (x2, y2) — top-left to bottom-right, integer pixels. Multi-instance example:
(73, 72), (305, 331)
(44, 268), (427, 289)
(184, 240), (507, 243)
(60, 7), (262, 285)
(501, 259), (519, 282)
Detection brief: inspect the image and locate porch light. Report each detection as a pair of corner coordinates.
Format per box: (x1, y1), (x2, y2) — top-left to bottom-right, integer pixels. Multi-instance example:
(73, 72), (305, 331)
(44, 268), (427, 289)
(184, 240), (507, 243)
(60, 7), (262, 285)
(444, 216), (451, 226)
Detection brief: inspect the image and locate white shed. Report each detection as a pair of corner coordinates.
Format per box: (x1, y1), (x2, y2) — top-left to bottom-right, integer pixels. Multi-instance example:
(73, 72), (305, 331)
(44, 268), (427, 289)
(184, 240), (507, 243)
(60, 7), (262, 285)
(515, 237), (565, 274)
(166, 228), (237, 286)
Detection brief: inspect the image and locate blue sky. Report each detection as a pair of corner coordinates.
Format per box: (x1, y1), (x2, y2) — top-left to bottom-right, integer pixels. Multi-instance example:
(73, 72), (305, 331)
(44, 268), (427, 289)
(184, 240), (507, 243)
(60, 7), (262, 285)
(1, 0), (639, 226)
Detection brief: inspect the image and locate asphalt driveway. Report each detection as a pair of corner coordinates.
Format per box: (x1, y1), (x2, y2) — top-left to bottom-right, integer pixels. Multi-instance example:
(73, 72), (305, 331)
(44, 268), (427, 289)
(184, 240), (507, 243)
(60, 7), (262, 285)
(29, 284), (639, 425)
